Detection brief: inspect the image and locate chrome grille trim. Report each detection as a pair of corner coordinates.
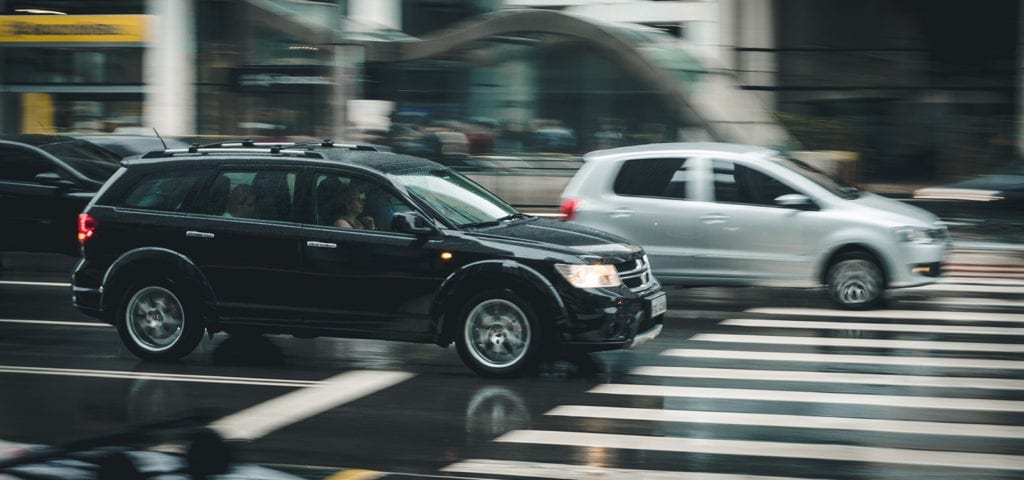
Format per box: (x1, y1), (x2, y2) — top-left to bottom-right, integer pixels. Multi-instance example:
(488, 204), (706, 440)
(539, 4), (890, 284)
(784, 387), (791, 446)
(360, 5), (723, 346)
(617, 256), (655, 292)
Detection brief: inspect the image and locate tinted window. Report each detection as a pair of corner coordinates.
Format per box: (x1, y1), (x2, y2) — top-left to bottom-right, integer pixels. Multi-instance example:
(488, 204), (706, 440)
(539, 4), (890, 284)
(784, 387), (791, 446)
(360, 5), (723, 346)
(38, 140), (122, 182)
(312, 173), (413, 232)
(204, 170), (297, 221)
(119, 171), (204, 212)
(713, 160), (798, 206)
(0, 145), (53, 182)
(614, 157), (691, 199)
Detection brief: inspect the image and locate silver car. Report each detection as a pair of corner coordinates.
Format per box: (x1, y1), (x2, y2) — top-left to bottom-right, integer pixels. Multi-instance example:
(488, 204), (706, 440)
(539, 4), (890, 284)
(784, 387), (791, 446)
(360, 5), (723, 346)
(560, 142), (951, 308)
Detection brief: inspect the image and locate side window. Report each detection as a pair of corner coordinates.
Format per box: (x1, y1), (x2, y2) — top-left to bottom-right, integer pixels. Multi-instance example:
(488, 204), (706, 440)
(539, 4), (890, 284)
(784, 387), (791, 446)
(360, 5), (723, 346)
(119, 171), (203, 211)
(313, 173), (413, 232)
(712, 159), (798, 207)
(0, 146), (54, 182)
(206, 170), (297, 221)
(613, 157), (691, 199)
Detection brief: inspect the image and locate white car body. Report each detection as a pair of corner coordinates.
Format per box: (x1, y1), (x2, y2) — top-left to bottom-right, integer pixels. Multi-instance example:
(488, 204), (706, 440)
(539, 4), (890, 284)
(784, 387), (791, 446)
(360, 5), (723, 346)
(560, 142), (951, 307)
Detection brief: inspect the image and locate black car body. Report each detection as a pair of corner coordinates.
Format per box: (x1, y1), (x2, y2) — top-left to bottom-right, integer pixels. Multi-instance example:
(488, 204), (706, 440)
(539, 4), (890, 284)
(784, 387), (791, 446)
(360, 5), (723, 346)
(0, 135), (123, 255)
(71, 142), (664, 377)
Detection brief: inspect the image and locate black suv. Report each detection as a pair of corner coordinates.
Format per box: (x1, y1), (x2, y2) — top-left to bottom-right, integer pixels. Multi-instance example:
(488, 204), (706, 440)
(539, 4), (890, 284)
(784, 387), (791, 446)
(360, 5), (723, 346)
(71, 141), (665, 377)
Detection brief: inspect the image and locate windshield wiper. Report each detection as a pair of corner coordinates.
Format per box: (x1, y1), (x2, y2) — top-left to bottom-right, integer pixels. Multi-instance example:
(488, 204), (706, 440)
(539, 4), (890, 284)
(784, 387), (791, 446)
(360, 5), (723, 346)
(460, 213), (532, 229)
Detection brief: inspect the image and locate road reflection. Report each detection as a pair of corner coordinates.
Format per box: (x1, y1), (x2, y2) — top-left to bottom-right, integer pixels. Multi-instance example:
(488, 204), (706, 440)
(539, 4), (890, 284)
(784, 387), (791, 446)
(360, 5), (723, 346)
(211, 334), (285, 367)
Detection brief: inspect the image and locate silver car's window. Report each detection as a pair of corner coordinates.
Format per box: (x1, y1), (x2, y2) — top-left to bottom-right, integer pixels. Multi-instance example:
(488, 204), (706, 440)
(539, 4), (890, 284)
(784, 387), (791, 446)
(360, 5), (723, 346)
(712, 159), (799, 206)
(613, 157), (692, 199)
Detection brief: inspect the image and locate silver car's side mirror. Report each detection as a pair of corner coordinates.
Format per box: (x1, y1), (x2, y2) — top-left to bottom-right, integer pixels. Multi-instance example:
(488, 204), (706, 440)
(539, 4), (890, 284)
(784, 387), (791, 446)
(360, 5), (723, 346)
(775, 193), (816, 210)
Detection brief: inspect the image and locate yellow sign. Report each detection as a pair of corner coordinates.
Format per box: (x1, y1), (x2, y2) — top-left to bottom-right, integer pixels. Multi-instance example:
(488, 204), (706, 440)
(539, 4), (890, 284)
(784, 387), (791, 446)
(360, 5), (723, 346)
(0, 15), (148, 43)
(21, 93), (55, 134)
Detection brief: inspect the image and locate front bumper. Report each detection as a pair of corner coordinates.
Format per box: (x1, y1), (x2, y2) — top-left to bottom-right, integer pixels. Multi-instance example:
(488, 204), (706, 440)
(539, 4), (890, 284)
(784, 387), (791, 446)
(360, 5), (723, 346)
(558, 284), (666, 351)
(888, 241), (951, 288)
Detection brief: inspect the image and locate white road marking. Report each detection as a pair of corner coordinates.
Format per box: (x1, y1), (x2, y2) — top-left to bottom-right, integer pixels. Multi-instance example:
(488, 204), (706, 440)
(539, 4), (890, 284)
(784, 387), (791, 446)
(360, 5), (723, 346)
(496, 430), (1024, 471)
(742, 308), (1024, 323)
(547, 405), (1024, 439)
(913, 283), (1024, 293)
(0, 280), (71, 287)
(590, 383), (1024, 412)
(0, 318), (110, 328)
(210, 370), (413, 441)
(900, 297), (1024, 308)
(442, 459), (825, 480)
(661, 348), (1024, 370)
(721, 318), (1024, 336)
(631, 366), (1024, 390)
(0, 365), (317, 387)
(692, 333), (1024, 353)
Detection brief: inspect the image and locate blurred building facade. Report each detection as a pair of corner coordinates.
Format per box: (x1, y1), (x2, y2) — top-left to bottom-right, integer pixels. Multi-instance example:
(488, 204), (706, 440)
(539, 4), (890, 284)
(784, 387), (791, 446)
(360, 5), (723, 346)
(0, 0), (1019, 181)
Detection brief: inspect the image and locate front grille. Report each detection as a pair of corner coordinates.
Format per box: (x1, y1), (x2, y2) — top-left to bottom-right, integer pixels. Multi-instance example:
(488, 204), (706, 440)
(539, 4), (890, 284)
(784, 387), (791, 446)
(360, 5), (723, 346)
(616, 255), (654, 292)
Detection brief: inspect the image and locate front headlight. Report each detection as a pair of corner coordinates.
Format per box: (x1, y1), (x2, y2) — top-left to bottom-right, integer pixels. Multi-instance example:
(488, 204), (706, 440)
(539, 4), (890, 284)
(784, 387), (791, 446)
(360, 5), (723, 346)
(555, 263), (622, 288)
(892, 226), (936, 244)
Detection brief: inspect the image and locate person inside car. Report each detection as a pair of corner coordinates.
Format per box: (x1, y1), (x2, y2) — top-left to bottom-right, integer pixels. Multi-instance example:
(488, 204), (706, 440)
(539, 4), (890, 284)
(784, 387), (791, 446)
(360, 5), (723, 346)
(224, 184), (256, 218)
(333, 184), (376, 230)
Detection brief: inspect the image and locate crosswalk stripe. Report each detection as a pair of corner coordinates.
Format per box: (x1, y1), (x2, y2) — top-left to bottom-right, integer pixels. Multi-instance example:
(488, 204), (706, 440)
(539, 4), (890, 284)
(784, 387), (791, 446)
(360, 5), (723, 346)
(721, 318), (1024, 335)
(917, 283), (1024, 293)
(631, 366), (1024, 390)
(742, 308), (1024, 323)
(496, 430), (1024, 471)
(547, 405), (1024, 439)
(693, 333), (1024, 352)
(590, 383), (1024, 411)
(442, 459), (826, 480)
(899, 297), (1024, 308)
(661, 348), (1024, 370)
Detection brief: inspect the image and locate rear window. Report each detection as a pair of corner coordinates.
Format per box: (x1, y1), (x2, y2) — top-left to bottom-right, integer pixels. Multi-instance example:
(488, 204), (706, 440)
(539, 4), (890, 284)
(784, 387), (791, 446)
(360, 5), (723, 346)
(118, 171), (205, 212)
(613, 157), (692, 199)
(39, 140), (122, 182)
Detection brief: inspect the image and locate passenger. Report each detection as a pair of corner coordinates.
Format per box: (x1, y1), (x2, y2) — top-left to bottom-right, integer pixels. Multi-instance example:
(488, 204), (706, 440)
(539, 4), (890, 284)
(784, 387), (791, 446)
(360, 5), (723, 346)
(224, 184), (256, 218)
(333, 185), (376, 230)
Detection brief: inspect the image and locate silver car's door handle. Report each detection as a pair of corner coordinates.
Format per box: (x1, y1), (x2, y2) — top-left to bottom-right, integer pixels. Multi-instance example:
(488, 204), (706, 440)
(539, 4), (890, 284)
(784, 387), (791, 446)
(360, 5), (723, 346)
(186, 230), (215, 239)
(610, 208), (634, 219)
(700, 214), (728, 224)
(306, 241), (337, 249)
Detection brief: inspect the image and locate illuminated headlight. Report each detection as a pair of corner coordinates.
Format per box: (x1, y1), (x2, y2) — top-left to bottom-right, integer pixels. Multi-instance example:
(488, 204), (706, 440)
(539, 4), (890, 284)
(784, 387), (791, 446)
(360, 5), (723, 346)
(892, 226), (937, 244)
(555, 263), (621, 288)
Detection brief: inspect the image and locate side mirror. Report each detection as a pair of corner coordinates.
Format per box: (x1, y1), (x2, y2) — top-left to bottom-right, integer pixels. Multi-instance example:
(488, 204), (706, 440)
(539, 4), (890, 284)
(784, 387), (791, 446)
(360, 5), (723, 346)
(775, 193), (816, 210)
(34, 171), (78, 190)
(392, 211), (437, 236)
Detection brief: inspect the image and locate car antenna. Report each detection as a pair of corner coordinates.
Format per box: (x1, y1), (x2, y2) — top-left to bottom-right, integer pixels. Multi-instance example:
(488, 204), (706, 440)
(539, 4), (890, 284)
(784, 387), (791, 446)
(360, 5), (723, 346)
(153, 128), (168, 150)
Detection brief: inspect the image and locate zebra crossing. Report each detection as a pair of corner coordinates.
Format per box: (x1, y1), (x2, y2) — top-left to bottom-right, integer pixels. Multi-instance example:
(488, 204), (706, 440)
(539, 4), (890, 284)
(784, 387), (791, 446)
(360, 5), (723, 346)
(441, 274), (1024, 480)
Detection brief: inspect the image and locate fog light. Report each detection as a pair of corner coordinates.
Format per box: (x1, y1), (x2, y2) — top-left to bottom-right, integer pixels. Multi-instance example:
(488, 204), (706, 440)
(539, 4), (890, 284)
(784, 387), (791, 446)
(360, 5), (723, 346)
(911, 265), (931, 274)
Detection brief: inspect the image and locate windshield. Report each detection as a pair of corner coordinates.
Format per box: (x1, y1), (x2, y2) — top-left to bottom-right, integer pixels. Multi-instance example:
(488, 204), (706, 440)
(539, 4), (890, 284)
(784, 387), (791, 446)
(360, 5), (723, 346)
(773, 156), (860, 199)
(40, 140), (123, 182)
(394, 167), (518, 227)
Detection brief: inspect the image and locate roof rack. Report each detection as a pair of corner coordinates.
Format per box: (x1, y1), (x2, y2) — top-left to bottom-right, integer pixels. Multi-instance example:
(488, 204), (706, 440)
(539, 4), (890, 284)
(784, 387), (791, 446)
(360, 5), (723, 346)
(137, 138), (385, 159)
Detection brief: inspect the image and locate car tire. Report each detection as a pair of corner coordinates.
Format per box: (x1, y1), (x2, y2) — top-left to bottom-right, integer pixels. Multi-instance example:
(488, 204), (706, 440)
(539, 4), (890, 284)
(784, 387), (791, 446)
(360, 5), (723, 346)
(116, 279), (204, 361)
(455, 289), (543, 378)
(826, 253), (884, 309)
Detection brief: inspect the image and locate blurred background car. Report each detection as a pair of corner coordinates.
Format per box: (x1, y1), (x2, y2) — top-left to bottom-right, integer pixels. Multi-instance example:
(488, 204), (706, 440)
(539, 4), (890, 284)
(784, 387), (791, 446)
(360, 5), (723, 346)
(560, 142), (950, 308)
(0, 135), (125, 256)
(73, 134), (191, 158)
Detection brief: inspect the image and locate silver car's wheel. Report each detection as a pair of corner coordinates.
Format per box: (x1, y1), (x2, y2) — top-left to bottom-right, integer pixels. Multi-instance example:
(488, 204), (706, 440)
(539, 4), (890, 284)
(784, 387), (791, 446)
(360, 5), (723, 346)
(456, 289), (542, 377)
(117, 280), (204, 361)
(827, 255), (883, 309)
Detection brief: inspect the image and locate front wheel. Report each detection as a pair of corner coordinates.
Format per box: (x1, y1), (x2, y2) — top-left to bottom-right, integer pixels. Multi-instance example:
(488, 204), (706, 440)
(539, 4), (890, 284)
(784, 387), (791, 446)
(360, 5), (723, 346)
(826, 253), (884, 309)
(117, 280), (204, 361)
(455, 289), (543, 378)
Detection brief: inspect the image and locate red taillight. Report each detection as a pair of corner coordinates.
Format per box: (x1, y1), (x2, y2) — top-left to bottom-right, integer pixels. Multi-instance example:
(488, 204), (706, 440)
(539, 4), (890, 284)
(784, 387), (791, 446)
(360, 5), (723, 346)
(559, 198), (579, 221)
(78, 213), (96, 243)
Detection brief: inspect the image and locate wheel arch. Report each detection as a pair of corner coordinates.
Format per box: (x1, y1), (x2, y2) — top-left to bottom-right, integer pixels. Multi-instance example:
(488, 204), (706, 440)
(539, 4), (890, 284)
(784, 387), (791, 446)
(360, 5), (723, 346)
(819, 243), (889, 288)
(101, 247), (217, 322)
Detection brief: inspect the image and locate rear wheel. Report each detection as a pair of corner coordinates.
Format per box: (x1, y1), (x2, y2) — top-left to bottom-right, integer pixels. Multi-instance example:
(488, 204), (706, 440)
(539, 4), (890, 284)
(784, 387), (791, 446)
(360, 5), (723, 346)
(117, 280), (204, 361)
(455, 289), (543, 378)
(826, 253), (884, 309)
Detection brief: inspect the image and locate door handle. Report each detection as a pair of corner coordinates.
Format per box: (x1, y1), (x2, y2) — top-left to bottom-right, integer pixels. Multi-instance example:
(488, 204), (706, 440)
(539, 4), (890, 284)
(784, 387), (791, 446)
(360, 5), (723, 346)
(700, 214), (728, 224)
(610, 208), (634, 219)
(186, 230), (215, 239)
(306, 241), (337, 249)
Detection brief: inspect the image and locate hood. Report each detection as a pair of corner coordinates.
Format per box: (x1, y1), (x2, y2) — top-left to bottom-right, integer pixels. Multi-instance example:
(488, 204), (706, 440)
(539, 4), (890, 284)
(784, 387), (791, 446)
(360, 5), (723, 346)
(468, 217), (644, 263)
(849, 192), (940, 226)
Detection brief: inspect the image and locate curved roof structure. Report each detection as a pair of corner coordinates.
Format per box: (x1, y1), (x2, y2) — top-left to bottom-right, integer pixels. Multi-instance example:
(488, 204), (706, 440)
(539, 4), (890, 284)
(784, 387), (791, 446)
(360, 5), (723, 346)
(349, 9), (793, 148)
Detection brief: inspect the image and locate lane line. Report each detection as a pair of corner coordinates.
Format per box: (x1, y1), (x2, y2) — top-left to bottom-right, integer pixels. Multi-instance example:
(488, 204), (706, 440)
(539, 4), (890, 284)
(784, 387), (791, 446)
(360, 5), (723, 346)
(442, 459), (824, 480)
(721, 318), (1024, 336)
(210, 370), (413, 441)
(0, 365), (318, 387)
(631, 366), (1024, 390)
(661, 348), (1024, 370)
(0, 280), (70, 288)
(741, 308), (1024, 323)
(590, 383), (1024, 412)
(0, 318), (110, 328)
(692, 333), (1024, 353)
(496, 430), (1024, 471)
(547, 405), (1024, 439)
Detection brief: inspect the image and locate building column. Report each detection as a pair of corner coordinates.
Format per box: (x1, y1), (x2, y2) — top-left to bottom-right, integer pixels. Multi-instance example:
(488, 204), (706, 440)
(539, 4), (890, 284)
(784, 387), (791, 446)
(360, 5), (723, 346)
(349, 0), (401, 30)
(733, 0), (777, 109)
(144, 0), (195, 136)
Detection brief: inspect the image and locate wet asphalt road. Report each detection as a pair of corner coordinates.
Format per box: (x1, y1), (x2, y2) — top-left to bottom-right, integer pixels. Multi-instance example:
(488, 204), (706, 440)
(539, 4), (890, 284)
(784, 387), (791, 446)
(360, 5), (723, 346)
(0, 252), (1022, 480)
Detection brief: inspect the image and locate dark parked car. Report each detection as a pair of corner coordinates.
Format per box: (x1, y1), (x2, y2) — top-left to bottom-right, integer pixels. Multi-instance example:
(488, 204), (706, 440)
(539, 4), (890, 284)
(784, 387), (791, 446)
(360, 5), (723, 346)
(74, 134), (192, 158)
(71, 141), (665, 377)
(913, 160), (1024, 215)
(0, 135), (124, 255)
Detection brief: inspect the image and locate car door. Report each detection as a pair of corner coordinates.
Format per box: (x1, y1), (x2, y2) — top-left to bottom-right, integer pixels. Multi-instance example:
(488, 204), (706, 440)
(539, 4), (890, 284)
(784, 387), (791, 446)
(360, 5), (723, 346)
(691, 158), (814, 283)
(298, 170), (449, 336)
(0, 144), (94, 254)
